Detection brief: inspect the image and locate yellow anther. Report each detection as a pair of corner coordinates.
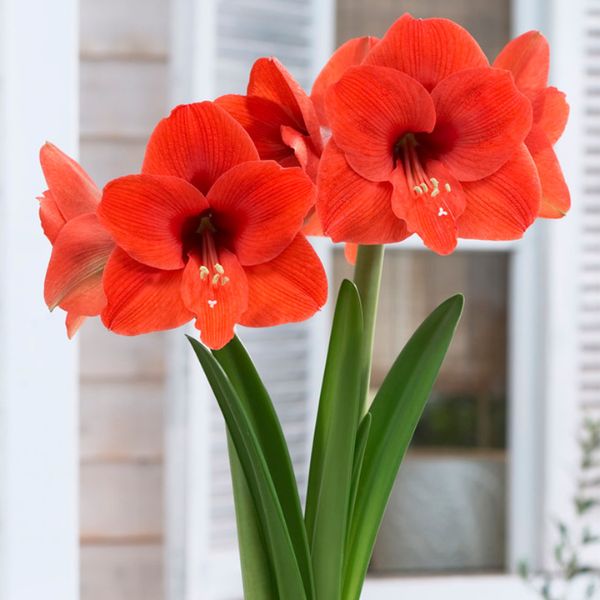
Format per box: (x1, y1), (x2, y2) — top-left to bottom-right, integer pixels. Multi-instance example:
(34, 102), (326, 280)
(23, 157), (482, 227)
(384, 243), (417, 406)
(445, 183), (452, 192)
(199, 265), (210, 280)
(212, 274), (220, 285)
(431, 188), (440, 198)
(430, 177), (439, 188)
(214, 263), (225, 275)
(420, 182), (429, 193)
(221, 276), (230, 286)
(413, 185), (424, 195)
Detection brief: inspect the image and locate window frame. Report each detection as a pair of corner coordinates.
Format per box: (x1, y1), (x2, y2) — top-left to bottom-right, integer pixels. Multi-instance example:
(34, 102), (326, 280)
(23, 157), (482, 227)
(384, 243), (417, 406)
(164, 0), (584, 595)
(359, 0), (584, 592)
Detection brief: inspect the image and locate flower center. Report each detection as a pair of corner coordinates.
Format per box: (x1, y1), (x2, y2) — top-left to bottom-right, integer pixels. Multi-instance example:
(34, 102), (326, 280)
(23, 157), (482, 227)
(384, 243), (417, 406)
(394, 134), (452, 200)
(194, 215), (230, 308)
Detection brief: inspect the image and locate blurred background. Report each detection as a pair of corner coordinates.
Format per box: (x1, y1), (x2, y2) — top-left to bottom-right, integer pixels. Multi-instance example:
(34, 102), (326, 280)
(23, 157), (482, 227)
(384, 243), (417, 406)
(0, 0), (593, 599)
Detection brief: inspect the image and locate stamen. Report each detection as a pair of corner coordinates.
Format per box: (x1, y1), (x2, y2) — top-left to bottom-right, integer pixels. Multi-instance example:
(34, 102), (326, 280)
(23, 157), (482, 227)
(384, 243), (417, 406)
(214, 263), (224, 274)
(199, 265), (209, 280)
(221, 276), (230, 286)
(398, 134), (452, 202)
(212, 274), (220, 285)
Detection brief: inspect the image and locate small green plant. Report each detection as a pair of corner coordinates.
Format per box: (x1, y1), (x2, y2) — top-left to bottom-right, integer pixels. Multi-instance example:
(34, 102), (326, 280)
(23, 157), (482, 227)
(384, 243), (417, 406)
(520, 419), (600, 599)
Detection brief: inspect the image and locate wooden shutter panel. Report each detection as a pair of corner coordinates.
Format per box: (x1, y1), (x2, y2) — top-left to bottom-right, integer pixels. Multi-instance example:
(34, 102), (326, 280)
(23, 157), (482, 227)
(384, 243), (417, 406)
(205, 3), (322, 592)
(166, 1), (333, 598)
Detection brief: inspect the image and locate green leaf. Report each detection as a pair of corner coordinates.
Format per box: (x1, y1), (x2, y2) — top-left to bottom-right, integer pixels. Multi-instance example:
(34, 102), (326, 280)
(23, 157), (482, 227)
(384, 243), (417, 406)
(214, 336), (313, 599)
(227, 433), (276, 599)
(305, 279), (364, 600)
(347, 413), (372, 544)
(342, 294), (464, 600)
(187, 336), (308, 600)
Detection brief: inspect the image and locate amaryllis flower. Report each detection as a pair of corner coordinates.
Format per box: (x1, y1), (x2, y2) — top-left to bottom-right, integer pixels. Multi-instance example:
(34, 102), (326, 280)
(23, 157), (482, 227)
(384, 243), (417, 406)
(216, 58), (323, 181)
(494, 31), (570, 217)
(318, 15), (542, 255)
(97, 102), (327, 349)
(39, 143), (114, 337)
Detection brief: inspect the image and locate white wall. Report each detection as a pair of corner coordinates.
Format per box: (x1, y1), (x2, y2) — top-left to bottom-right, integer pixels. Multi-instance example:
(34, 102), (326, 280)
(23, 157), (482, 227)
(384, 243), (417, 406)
(0, 0), (79, 599)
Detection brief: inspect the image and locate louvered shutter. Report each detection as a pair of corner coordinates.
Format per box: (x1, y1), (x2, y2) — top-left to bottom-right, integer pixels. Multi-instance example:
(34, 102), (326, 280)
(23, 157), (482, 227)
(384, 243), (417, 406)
(166, 1), (332, 598)
(206, 1), (328, 590)
(580, 3), (600, 421)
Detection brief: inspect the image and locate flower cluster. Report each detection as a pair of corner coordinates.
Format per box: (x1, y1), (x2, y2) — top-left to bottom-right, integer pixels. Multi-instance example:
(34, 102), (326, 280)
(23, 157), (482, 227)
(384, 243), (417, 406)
(39, 14), (569, 348)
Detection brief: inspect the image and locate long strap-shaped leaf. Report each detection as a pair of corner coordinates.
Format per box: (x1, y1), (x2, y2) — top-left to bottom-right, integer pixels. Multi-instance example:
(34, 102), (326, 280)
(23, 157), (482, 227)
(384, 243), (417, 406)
(187, 336), (308, 600)
(347, 412), (372, 547)
(305, 280), (364, 600)
(227, 434), (277, 599)
(342, 294), (464, 600)
(214, 337), (314, 599)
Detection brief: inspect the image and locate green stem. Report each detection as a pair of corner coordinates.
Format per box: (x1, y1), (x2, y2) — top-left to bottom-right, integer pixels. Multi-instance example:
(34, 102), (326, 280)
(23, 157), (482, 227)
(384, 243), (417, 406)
(352, 244), (385, 414)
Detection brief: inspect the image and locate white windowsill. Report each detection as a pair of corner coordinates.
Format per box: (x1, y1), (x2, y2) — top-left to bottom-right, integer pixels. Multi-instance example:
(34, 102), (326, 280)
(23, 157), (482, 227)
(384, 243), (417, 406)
(362, 575), (538, 599)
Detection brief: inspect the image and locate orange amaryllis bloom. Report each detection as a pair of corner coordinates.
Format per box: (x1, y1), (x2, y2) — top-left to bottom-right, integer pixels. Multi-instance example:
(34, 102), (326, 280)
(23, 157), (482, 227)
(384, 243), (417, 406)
(494, 31), (570, 217)
(216, 58), (323, 181)
(318, 15), (541, 255)
(97, 102), (327, 350)
(39, 143), (114, 337)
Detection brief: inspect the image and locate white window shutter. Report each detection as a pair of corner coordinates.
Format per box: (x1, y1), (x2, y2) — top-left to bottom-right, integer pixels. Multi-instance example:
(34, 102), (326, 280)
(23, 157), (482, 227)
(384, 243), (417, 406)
(578, 4), (600, 419)
(166, 1), (333, 599)
(555, 0), (600, 567)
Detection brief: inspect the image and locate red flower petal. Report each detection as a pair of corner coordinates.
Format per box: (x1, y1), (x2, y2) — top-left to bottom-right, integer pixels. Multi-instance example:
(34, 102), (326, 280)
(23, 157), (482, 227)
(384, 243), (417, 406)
(326, 65), (436, 182)
(215, 94), (298, 164)
(66, 313), (86, 339)
(247, 58), (322, 153)
(101, 248), (193, 335)
(302, 208), (324, 236)
(390, 161), (464, 255)
(38, 191), (67, 243)
(182, 249), (248, 350)
(317, 140), (409, 243)
(280, 125), (320, 180)
(344, 243), (358, 265)
(526, 127), (570, 218)
(364, 13), (488, 91)
(39, 142), (100, 221)
(142, 102), (259, 194)
(429, 67), (532, 181)
(208, 161), (315, 266)
(493, 31), (549, 97)
(240, 235), (327, 327)
(532, 87), (569, 144)
(311, 36), (379, 127)
(99, 174), (209, 271)
(458, 144), (541, 239)
(44, 213), (114, 315)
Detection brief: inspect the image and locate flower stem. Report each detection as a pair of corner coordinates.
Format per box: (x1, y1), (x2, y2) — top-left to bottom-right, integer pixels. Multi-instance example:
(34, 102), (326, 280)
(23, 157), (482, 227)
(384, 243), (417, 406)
(352, 244), (385, 414)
